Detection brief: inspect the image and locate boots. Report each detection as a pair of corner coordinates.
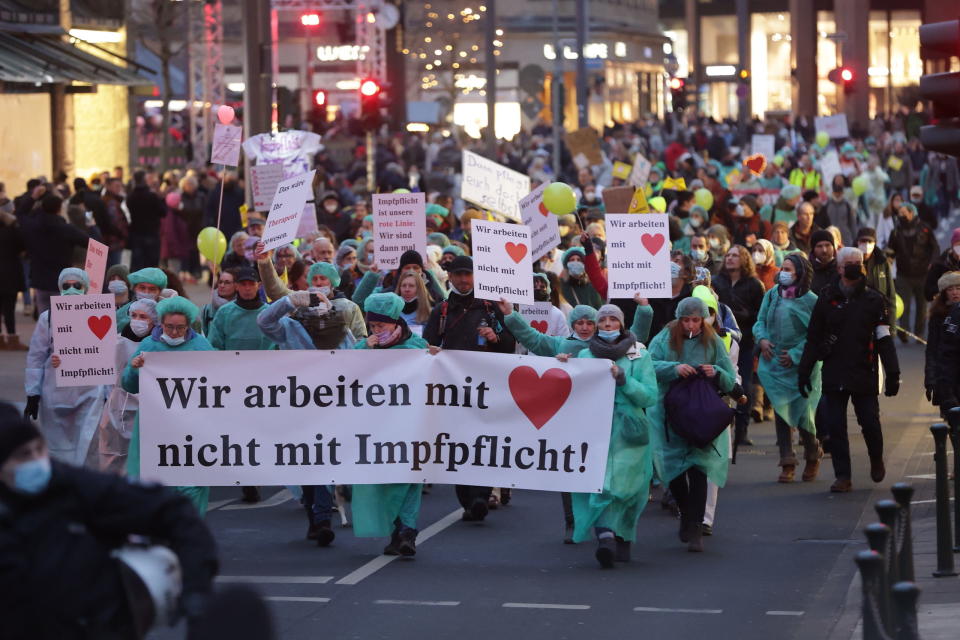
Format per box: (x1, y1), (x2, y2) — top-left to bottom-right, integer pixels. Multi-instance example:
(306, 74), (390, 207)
(614, 537), (631, 563)
(315, 520), (335, 547)
(397, 528), (417, 556)
(870, 457), (886, 483)
(802, 457), (821, 482)
(686, 523), (704, 553)
(5, 335), (28, 351)
(595, 536), (615, 568)
(778, 465), (796, 483)
(383, 528), (402, 556)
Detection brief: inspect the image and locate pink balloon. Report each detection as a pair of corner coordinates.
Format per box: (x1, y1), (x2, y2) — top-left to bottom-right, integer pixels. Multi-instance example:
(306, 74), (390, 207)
(217, 105), (235, 124)
(165, 192), (181, 208)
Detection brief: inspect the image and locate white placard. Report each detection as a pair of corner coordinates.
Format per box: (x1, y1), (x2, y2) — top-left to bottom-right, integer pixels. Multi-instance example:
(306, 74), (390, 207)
(815, 114), (849, 139)
(51, 293), (118, 387)
(261, 171), (316, 251)
(751, 134), (776, 161)
(605, 214), (672, 298)
(211, 123), (242, 166)
(372, 192), (428, 270)
(138, 349), (615, 492)
(819, 151), (842, 190)
(296, 202), (318, 238)
(471, 220), (534, 305)
(461, 150), (530, 221)
(250, 164), (284, 211)
(628, 154), (652, 187)
(519, 183), (561, 262)
(519, 302), (558, 334)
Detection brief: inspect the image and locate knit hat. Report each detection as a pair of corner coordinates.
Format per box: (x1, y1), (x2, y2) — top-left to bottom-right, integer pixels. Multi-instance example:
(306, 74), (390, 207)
(938, 271), (960, 293)
(0, 402), (42, 466)
(780, 184), (802, 201)
(156, 296), (199, 325)
(856, 227), (877, 242)
(442, 245), (465, 258)
(335, 244), (356, 267)
(58, 267), (89, 292)
(427, 232), (451, 248)
(952, 229), (960, 246)
(105, 264), (130, 286)
(675, 296), (709, 319)
(364, 292), (404, 323)
(399, 250), (424, 271)
(562, 246), (586, 267)
(568, 304), (598, 329)
(307, 261), (341, 287)
(596, 304), (624, 326)
(129, 298), (158, 322)
(128, 267), (168, 289)
(533, 272), (550, 294)
(810, 229), (835, 248)
(691, 285), (718, 313)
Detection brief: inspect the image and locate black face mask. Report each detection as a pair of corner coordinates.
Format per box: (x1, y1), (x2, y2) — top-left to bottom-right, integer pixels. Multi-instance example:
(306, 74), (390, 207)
(843, 264), (864, 281)
(534, 290), (550, 302)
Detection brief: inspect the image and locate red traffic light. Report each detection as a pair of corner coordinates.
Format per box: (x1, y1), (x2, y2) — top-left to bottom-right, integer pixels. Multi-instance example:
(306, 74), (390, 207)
(840, 68), (853, 82)
(301, 13), (320, 26)
(359, 79), (381, 97)
(669, 77), (684, 90)
(312, 90), (326, 107)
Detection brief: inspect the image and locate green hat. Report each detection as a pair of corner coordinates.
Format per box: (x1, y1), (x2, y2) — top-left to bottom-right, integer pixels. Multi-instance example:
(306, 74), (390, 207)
(780, 184), (802, 201)
(533, 272), (550, 294)
(568, 304), (597, 329)
(105, 264), (130, 285)
(341, 238), (360, 251)
(691, 285), (718, 313)
(561, 246), (586, 266)
(364, 292), (404, 323)
(156, 296), (199, 324)
(442, 245), (465, 257)
(307, 262), (341, 287)
(675, 296), (709, 319)
(128, 267), (168, 289)
(426, 203), (450, 218)
(428, 232), (451, 248)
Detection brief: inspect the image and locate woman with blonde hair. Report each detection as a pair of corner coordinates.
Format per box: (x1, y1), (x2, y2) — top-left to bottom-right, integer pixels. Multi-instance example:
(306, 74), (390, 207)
(396, 269), (433, 334)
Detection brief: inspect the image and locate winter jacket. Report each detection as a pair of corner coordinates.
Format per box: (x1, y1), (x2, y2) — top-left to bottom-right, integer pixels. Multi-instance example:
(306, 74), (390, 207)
(125, 185), (166, 236)
(809, 258), (837, 296)
(712, 272), (765, 349)
(19, 210), (88, 292)
(887, 219), (938, 278)
(820, 197), (857, 247)
(934, 302), (960, 410)
(864, 249), (896, 321)
(422, 290), (516, 353)
(925, 305), (950, 405)
(0, 217), (25, 293)
(925, 248), (960, 302)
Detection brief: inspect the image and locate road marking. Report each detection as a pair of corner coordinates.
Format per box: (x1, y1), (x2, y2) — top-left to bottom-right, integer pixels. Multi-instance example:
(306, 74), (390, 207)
(503, 603), (590, 610)
(206, 498), (237, 512)
(767, 611), (805, 616)
(335, 508), (462, 585)
(264, 597), (331, 603)
(216, 576), (334, 584)
(375, 600), (460, 606)
(906, 474), (936, 480)
(634, 607), (723, 614)
(911, 498), (954, 505)
(221, 488), (294, 510)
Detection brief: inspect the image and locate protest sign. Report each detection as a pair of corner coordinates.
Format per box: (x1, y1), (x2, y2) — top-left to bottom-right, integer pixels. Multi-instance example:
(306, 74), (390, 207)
(601, 185), (635, 214)
(296, 202), (318, 238)
(471, 219), (534, 305)
(612, 161), (632, 181)
(250, 164), (284, 211)
(565, 127), (603, 167)
(605, 214), (672, 298)
(628, 154), (652, 187)
(372, 192), (428, 270)
(461, 150), (530, 221)
(519, 302), (558, 335)
(729, 188), (781, 208)
(519, 183), (560, 261)
(751, 134), (776, 162)
(815, 114), (849, 139)
(51, 294), (118, 387)
(138, 349), (615, 492)
(84, 238), (108, 294)
(819, 151), (842, 190)
(211, 123), (242, 166)
(261, 171), (316, 251)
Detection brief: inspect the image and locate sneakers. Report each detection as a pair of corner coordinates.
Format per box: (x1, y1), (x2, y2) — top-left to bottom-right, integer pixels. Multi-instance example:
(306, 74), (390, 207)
(701, 523), (713, 536)
(870, 457), (886, 483)
(595, 537), (615, 568)
(778, 465), (796, 483)
(802, 458), (821, 482)
(830, 477), (853, 493)
(614, 537), (631, 563)
(462, 497), (489, 522)
(315, 521), (335, 547)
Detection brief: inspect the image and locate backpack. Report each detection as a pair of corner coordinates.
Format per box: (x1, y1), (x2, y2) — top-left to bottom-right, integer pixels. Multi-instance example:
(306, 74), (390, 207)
(664, 373), (734, 449)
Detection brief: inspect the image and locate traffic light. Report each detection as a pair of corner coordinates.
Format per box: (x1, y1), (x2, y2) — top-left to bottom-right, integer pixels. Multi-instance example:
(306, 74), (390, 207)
(669, 77), (686, 112)
(919, 20), (960, 156)
(358, 78), (383, 132)
(827, 67), (855, 94)
(300, 13), (320, 27)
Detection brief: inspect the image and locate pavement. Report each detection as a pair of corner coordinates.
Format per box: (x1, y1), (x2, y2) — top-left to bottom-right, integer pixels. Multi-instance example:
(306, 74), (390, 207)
(1, 290), (959, 640)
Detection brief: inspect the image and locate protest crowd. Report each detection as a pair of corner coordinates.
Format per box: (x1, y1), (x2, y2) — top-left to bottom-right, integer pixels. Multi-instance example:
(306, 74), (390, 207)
(3, 105), (960, 637)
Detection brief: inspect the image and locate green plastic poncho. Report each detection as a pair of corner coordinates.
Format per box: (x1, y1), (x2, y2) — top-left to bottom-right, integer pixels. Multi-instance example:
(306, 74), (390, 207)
(571, 339), (659, 542)
(207, 300), (275, 351)
(751, 286), (822, 433)
(647, 328), (737, 487)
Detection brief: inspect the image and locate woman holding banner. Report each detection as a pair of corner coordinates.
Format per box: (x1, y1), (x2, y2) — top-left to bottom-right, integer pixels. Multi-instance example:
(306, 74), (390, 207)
(123, 296), (213, 514)
(352, 292), (429, 556)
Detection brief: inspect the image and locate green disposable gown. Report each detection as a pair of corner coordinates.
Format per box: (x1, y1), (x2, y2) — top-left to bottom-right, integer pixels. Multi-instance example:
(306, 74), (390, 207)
(647, 330), (737, 487)
(504, 312), (589, 357)
(571, 342), (659, 543)
(751, 286), (822, 433)
(122, 331), (214, 515)
(350, 331), (429, 537)
(207, 300), (275, 351)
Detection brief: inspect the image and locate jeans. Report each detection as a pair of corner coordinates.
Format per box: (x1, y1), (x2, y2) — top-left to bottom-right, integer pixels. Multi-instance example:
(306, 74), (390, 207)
(130, 233), (161, 271)
(775, 413), (821, 466)
(669, 468), (708, 526)
(455, 484), (492, 510)
(301, 485), (334, 524)
(895, 275), (927, 338)
(823, 391), (883, 480)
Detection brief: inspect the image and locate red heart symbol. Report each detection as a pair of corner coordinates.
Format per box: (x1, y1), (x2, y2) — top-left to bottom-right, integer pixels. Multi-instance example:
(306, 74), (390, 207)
(505, 242), (528, 263)
(744, 153), (767, 176)
(538, 201), (549, 217)
(508, 366), (572, 429)
(87, 315), (112, 340)
(530, 320), (548, 333)
(640, 233), (665, 256)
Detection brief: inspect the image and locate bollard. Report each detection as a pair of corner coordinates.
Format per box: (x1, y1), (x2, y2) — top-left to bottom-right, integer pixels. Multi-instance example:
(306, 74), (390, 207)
(930, 423), (958, 577)
(876, 500), (900, 585)
(949, 409), (960, 553)
(890, 582), (921, 640)
(864, 523), (893, 633)
(856, 550), (893, 640)
(890, 483), (915, 582)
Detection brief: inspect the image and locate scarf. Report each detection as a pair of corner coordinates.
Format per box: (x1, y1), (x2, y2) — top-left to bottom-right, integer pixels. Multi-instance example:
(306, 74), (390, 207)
(235, 295), (264, 310)
(587, 331), (636, 360)
(402, 299), (418, 315)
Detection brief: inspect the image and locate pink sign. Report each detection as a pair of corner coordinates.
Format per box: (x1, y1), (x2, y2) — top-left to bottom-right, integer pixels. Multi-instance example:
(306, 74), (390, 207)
(84, 238), (108, 294)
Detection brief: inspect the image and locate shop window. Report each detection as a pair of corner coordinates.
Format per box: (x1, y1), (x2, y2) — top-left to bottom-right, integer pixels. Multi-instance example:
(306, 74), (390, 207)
(750, 12), (792, 116)
(816, 11), (839, 116)
(700, 16), (738, 65)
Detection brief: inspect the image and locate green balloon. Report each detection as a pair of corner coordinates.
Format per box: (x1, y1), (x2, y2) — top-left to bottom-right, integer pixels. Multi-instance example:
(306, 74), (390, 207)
(815, 131), (830, 148)
(543, 182), (577, 216)
(694, 187), (713, 210)
(895, 293), (904, 320)
(852, 175), (868, 197)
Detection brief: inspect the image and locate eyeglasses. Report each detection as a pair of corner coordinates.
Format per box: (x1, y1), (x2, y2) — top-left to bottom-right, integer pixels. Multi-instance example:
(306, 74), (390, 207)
(162, 323), (188, 333)
(61, 283), (84, 291)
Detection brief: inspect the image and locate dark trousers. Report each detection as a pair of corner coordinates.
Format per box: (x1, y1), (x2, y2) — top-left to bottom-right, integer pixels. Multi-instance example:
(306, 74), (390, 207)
(669, 468), (708, 526)
(301, 485), (333, 524)
(0, 292), (15, 333)
(561, 492), (573, 526)
(130, 233), (160, 271)
(734, 344), (755, 433)
(823, 391), (883, 479)
(455, 485), (491, 510)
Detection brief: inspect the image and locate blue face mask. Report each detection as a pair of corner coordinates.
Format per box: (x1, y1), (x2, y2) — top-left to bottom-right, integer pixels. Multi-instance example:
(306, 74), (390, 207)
(690, 249), (706, 262)
(14, 457), (51, 495)
(778, 270), (795, 287)
(160, 333), (186, 347)
(598, 329), (620, 341)
(567, 261), (585, 277)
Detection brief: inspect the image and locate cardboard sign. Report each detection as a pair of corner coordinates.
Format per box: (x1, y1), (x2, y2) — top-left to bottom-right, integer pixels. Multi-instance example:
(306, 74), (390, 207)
(250, 164), (284, 211)
(519, 183), (560, 262)
(461, 150), (530, 221)
(601, 185), (635, 214)
(261, 171), (316, 251)
(471, 219), (534, 305)
(84, 238), (108, 294)
(605, 214), (672, 298)
(211, 123), (242, 166)
(628, 154), (652, 187)
(565, 127), (603, 167)
(815, 114), (849, 139)
(751, 134), (776, 163)
(51, 293), (118, 387)
(296, 202), (318, 238)
(372, 192), (428, 270)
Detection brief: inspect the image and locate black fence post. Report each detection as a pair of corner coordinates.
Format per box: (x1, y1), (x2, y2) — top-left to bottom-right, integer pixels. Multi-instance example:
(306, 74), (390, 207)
(890, 483), (915, 582)
(890, 582), (921, 640)
(931, 423), (958, 577)
(864, 523), (893, 633)
(876, 500), (900, 586)
(948, 408), (960, 552)
(856, 550), (893, 640)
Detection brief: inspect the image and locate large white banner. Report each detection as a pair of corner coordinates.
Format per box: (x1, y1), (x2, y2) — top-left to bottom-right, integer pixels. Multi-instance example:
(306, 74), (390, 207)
(606, 214), (672, 298)
(372, 192), (427, 270)
(139, 349), (614, 492)
(461, 150), (530, 221)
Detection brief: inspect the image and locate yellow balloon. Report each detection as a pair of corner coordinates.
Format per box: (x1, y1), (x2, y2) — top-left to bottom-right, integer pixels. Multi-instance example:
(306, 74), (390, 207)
(895, 294), (904, 320)
(649, 196), (667, 213)
(197, 227), (227, 263)
(694, 188), (713, 210)
(543, 182), (577, 216)
(815, 131), (830, 148)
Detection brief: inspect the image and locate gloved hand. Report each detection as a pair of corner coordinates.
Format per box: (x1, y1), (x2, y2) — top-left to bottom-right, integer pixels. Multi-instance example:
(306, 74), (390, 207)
(884, 376), (900, 397)
(24, 396), (39, 420)
(798, 373), (812, 398)
(288, 291), (311, 307)
(580, 232), (594, 255)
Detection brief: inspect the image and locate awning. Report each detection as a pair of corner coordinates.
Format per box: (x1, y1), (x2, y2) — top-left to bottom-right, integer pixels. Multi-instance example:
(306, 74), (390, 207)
(0, 32), (150, 85)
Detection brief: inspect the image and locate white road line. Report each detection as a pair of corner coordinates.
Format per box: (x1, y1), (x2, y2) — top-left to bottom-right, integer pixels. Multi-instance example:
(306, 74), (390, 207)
(264, 597), (331, 603)
(766, 611), (805, 616)
(375, 600), (460, 606)
(216, 576), (334, 584)
(335, 508), (462, 585)
(911, 498), (954, 505)
(206, 498), (237, 512)
(221, 489), (293, 510)
(906, 474), (936, 480)
(503, 603), (590, 611)
(633, 607), (723, 614)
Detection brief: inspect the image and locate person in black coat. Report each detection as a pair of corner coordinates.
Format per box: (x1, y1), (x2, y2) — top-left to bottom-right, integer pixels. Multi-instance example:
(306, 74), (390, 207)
(204, 172), (245, 242)
(69, 178), (114, 241)
(924, 229), (960, 302)
(126, 170), (166, 271)
(798, 247), (900, 493)
(925, 271), (960, 412)
(808, 229), (838, 295)
(18, 194), (88, 315)
(0, 201), (26, 349)
(0, 404), (218, 640)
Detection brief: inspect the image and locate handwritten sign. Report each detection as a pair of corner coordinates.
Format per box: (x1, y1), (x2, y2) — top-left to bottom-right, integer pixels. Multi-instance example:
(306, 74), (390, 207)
(84, 238), (108, 294)
(751, 134), (776, 163)
(51, 293), (118, 387)
(628, 154), (652, 187)
(250, 164), (284, 211)
(605, 214), (672, 298)
(296, 202), (318, 238)
(461, 150), (530, 221)
(519, 183), (560, 262)
(471, 219), (534, 305)
(815, 114), (849, 139)
(261, 171), (316, 251)
(819, 151), (842, 190)
(372, 192), (428, 270)
(565, 127), (603, 166)
(211, 123), (242, 166)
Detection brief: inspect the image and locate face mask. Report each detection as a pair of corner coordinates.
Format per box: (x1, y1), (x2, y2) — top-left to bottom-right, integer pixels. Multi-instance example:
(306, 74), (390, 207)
(778, 271), (795, 286)
(135, 291), (158, 301)
(60, 287), (84, 296)
(752, 252), (766, 265)
(734, 205), (745, 217)
(130, 319), (152, 337)
(324, 203), (338, 213)
(108, 280), (128, 295)
(375, 329), (395, 343)
(13, 457), (51, 495)
(309, 286), (332, 296)
(598, 329), (620, 341)
(567, 261), (585, 277)
(709, 238), (720, 249)
(690, 249), (706, 262)
(689, 217), (703, 228)
(160, 333), (186, 347)
(858, 242), (875, 256)
(911, 196), (922, 204)
(843, 264), (864, 280)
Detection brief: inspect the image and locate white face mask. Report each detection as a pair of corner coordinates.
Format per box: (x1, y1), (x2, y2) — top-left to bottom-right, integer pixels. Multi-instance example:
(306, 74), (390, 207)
(160, 333), (186, 347)
(309, 286), (331, 297)
(324, 202), (338, 213)
(709, 238), (720, 249)
(752, 251), (766, 265)
(135, 291), (158, 301)
(108, 280), (128, 295)
(858, 242), (875, 256)
(130, 319), (152, 337)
